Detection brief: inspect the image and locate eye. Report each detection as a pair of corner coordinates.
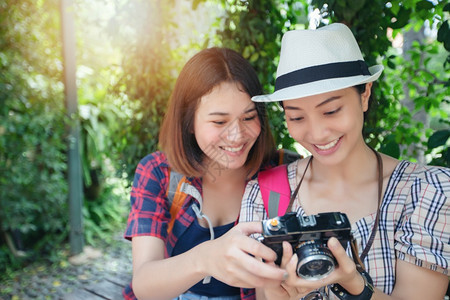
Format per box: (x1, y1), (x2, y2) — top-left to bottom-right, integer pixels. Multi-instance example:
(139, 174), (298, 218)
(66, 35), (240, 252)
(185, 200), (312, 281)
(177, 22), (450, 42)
(325, 107), (341, 115)
(243, 114), (257, 121)
(288, 116), (304, 121)
(212, 120), (226, 125)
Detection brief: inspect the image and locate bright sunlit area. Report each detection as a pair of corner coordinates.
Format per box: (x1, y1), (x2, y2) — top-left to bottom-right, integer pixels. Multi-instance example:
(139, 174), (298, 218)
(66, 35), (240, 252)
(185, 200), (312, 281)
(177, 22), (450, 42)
(1, 0), (448, 298)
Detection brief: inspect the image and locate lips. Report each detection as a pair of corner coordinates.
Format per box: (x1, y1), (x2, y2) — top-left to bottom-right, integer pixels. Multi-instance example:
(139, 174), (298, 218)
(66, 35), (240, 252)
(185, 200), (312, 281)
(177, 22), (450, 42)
(220, 144), (244, 153)
(314, 137), (341, 151)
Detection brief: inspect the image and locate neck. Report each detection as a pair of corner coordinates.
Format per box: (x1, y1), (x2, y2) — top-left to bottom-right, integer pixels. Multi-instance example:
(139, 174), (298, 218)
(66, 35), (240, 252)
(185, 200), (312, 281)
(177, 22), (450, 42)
(202, 164), (248, 187)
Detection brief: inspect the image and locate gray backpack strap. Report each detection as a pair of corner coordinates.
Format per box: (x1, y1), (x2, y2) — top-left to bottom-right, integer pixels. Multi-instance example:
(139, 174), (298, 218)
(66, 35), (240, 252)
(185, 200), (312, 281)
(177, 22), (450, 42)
(267, 192), (281, 219)
(167, 170), (185, 209)
(169, 173), (213, 285)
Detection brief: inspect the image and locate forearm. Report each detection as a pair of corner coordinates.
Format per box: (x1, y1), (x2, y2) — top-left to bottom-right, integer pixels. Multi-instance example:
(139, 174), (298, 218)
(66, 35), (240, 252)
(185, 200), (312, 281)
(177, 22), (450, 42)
(338, 267), (448, 300)
(255, 288), (266, 300)
(132, 243), (209, 300)
(371, 287), (429, 300)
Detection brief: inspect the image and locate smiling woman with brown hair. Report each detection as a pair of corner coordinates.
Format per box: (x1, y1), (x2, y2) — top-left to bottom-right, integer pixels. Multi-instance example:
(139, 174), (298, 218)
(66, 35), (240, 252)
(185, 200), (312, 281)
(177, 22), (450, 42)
(123, 47), (297, 300)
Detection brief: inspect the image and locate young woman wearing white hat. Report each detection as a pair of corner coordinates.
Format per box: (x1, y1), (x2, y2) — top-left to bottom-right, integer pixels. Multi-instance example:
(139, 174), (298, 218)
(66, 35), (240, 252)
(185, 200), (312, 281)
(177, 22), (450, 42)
(239, 23), (449, 300)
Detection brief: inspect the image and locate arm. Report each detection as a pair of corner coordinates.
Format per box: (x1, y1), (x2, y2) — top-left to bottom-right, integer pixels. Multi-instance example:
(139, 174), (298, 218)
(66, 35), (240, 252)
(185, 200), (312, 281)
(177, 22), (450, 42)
(131, 222), (288, 300)
(280, 238), (448, 300)
(384, 260), (448, 300)
(131, 236), (200, 299)
(329, 240), (449, 300)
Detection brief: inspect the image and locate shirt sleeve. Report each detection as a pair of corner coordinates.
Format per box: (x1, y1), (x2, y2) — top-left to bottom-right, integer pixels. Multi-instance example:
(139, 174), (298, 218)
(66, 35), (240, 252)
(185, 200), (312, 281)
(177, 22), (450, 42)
(239, 179), (269, 240)
(394, 165), (450, 275)
(124, 154), (171, 242)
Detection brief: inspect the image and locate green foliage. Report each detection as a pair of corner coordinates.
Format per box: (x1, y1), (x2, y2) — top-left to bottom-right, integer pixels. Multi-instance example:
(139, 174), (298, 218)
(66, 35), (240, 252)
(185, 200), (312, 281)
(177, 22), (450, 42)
(215, 0), (449, 165)
(76, 72), (131, 245)
(0, 0), (131, 278)
(83, 177), (130, 246)
(437, 3), (450, 66)
(77, 82), (127, 197)
(104, 1), (186, 179)
(0, 0), (69, 263)
(215, 0), (310, 150)
(428, 129), (450, 166)
(312, 0), (449, 165)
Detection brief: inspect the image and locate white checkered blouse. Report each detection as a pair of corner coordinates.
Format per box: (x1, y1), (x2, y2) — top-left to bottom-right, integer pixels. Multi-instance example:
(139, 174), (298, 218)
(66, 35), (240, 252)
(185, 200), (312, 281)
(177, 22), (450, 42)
(239, 159), (449, 295)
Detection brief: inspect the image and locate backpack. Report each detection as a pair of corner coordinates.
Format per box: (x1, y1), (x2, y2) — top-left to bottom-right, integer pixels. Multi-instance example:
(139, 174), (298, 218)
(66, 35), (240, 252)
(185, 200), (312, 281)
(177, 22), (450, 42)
(164, 150), (297, 285)
(257, 164), (291, 218)
(165, 149), (299, 231)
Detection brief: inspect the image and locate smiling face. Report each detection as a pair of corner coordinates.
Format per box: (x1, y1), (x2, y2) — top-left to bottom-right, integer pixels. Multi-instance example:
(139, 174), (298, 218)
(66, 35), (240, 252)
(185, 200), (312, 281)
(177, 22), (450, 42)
(283, 83), (371, 165)
(194, 81), (261, 172)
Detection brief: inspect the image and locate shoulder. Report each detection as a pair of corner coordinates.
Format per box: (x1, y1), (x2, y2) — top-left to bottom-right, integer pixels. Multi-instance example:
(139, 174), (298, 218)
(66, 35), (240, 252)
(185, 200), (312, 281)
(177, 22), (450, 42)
(392, 161), (450, 192)
(391, 162), (449, 276)
(136, 151), (169, 171)
(137, 151), (169, 168)
(133, 151), (170, 183)
(389, 162), (448, 200)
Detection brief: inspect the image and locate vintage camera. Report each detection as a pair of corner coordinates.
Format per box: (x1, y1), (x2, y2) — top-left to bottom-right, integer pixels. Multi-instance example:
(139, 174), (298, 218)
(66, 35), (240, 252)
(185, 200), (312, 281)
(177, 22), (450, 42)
(261, 212), (351, 280)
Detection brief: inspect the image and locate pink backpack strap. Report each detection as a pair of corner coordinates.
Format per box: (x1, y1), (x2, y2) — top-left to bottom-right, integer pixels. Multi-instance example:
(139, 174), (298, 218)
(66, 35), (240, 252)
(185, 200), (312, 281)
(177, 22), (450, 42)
(258, 165), (290, 218)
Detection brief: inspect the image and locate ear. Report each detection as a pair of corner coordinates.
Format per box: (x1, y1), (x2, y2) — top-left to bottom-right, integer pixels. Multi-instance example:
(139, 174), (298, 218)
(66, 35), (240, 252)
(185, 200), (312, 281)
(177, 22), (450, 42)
(361, 82), (373, 112)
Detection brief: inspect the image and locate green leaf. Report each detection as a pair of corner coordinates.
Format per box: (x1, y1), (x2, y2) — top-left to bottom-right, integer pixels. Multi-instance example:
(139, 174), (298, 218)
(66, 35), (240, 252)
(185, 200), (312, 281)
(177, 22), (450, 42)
(387, 60), (396, 69)
(391, 7), (412, 29)
(437, 20), (450, 51)
(416, 1), (434, 11)
(428, 129), (450, 149)
(444, 3), (450, 12)
(379, 137), (401, 159)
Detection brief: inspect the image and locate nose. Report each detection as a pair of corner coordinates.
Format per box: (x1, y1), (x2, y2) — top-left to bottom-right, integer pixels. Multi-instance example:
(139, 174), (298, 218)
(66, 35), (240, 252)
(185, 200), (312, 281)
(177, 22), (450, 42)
(305, 118), (329, 143)
(225, 119), (246, 142)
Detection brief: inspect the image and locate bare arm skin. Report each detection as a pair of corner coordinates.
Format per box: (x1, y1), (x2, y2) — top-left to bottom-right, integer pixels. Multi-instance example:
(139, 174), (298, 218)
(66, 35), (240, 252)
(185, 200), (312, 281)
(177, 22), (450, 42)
(131, 222), (288, 300)
(381, 260), (448, 300)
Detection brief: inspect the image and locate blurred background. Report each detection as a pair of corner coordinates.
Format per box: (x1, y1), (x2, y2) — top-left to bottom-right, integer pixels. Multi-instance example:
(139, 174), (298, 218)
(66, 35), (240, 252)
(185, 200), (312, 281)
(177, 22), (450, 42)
(0, 0), (448, 295)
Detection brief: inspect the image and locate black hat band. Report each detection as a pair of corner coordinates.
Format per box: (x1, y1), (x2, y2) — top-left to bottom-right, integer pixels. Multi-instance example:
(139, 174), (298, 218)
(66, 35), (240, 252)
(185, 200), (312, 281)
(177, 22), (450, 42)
(275, 60), (371, 92)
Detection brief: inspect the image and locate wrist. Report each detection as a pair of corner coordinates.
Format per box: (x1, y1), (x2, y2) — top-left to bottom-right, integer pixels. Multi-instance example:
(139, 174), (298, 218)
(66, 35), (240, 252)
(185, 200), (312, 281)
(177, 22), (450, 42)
(331, 270), (374, 300)
(340, 270), (366, 295)
(191, 241), (210, 278)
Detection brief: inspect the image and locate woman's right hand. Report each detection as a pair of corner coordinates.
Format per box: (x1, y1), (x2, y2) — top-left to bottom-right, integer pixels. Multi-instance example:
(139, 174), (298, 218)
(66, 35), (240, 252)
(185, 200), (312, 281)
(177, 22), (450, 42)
(200, 221), (288, 289)
(132, 221), (288, 299)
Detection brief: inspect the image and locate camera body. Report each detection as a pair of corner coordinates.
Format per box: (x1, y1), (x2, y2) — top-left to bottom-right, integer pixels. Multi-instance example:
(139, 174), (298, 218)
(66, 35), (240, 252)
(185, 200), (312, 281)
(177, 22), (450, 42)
(261, 211), (352, 280)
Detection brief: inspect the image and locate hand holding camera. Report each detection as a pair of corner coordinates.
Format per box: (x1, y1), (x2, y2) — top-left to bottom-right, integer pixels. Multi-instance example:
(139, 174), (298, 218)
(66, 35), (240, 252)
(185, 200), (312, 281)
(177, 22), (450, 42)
(261, 211), (352, 280)
(260, 212), (373, 300)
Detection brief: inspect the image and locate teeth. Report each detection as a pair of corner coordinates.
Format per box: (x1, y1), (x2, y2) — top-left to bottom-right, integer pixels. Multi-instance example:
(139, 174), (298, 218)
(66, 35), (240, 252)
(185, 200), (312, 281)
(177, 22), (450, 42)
(222, 145), (244, 152)
(316, 138), (339, 150)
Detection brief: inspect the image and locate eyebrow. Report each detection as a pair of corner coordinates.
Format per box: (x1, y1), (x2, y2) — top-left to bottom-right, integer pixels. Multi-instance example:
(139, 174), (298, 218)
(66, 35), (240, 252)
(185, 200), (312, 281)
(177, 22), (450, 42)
(284, 96), (341, 110)
(208, 107), (257, 116)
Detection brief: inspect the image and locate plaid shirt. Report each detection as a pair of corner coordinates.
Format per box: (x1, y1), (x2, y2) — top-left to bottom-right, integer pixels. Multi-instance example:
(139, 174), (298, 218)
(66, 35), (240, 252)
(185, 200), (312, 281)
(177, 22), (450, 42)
(239, 159), (449, 297)
(123, 151), (279, 300)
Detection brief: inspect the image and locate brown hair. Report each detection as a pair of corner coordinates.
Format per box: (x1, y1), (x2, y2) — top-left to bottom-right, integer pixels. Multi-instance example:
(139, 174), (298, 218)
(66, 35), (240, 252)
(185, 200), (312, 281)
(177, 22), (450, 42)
(159, 47), (275, 178)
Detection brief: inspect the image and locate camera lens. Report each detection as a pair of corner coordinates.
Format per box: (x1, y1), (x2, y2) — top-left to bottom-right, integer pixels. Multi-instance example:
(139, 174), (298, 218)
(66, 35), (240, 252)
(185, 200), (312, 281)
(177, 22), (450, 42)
(295, 240), (335, 280)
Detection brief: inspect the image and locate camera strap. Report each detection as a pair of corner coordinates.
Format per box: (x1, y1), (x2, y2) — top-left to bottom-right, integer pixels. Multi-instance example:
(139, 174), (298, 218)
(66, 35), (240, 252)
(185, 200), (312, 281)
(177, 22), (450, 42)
(349, 148), (383, 272)
(287, 156), (312, 212)
(358, 148), (383, 266)
(289, 148), (383, 271)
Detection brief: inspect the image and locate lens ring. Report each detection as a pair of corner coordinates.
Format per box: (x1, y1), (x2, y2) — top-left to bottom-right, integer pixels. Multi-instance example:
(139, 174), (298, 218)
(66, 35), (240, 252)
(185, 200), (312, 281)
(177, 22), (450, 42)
(297, 253), (335, 280)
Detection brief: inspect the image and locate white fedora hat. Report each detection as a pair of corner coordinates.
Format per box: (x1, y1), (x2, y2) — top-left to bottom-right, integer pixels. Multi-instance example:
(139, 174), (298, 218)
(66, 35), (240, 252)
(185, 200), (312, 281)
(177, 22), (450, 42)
(252, 23), (383, 102)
